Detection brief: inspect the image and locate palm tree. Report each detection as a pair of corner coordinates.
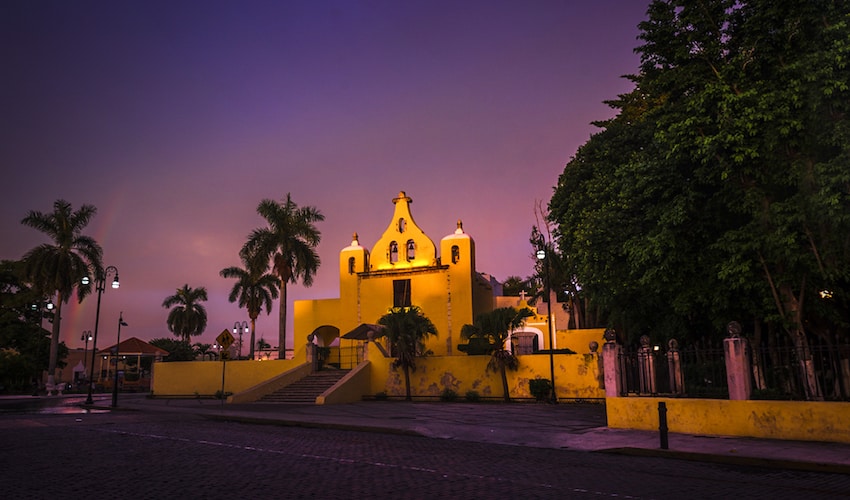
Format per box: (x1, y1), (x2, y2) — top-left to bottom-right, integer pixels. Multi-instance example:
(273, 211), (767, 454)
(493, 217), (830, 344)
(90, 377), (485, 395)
(243, 194), (324, 359)
(378, 306), (438, 401)
(193, 343), (217, 361)
(162, 284), (208, 343)
(20, 200), (103, 388)
(461, 307), (534, 402)
(220, 249), (279, 360)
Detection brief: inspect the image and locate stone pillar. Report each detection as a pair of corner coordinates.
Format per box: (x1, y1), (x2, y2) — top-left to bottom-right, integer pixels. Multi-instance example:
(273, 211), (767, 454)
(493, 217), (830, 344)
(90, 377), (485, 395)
(601, 329), (622, 397)
(306, 335), (318, 373)
(638, 335), (656, 395)
(724, 321), (752, 400)
(589, 341), (604, 389)
(666, 339), (685, 395)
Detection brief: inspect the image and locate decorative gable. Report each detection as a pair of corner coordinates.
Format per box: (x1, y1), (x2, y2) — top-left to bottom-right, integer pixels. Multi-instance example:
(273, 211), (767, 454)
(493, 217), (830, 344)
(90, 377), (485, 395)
(369, 191), (437, 270)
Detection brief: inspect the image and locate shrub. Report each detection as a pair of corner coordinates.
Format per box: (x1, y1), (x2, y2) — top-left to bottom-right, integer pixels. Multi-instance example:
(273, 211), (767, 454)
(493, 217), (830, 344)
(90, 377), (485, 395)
(464, 390), (480, 402)
(440, 388), (459, 402)
(529, 378), (552, 402)
(374, 391), (388, 400)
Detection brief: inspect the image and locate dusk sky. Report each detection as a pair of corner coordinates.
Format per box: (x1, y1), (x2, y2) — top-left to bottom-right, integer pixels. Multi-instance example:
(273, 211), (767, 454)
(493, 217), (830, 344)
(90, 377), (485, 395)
(1, 1), (650, 352)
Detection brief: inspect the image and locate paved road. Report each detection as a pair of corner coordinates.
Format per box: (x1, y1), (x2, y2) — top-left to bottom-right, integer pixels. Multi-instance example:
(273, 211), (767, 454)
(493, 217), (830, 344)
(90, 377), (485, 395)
(2, 408), (849, 499)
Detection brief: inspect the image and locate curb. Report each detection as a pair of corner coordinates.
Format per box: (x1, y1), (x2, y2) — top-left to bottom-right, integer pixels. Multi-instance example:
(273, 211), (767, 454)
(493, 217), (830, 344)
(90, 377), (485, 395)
(202, 412), (425, 437)
(599, 447), (850, 475)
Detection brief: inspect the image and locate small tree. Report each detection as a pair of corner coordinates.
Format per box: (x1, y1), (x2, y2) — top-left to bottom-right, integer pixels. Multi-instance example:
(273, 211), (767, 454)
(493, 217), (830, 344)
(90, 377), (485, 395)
(220, 248), (279, 360)
(378, 306), (438, 401)
(162, 285), (208, 343)
(149, 338), (195, 362)
(461, 307), (534, 402)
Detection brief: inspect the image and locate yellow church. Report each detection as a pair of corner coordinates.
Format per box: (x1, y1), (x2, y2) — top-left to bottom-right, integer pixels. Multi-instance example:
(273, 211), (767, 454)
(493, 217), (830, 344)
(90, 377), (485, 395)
(294, 190), (499, 359)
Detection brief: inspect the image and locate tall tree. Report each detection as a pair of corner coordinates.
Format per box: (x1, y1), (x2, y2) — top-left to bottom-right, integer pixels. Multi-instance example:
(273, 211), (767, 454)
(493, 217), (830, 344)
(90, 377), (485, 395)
(461, 307), (534, 402)
(20, 200), (103, 387)
(220, 248), (279, 360)
(162, 284), (208, 343)
(0, 260), (60, 392)
(243, 194), (324, 359)
(378, 306), (438, 401)
(549, 1), (850, 398)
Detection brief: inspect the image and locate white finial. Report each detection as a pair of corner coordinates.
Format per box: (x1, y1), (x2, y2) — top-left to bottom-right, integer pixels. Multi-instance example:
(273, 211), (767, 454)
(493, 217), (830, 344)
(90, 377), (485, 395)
(455, 220), (464, 234)
(351, 232), (359, 246)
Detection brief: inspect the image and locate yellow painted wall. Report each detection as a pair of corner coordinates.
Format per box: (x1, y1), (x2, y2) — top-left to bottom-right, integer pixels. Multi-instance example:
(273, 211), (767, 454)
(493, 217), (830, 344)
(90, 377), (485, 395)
(151, 358), (301, 396)
(362, 341), (604, 399)
(559, 328), (606, 354)
(607, 397), (850, 444)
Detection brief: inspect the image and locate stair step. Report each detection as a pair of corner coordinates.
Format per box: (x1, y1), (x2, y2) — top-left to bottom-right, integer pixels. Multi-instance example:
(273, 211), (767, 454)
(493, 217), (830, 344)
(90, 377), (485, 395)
(259, 370), (350, 403)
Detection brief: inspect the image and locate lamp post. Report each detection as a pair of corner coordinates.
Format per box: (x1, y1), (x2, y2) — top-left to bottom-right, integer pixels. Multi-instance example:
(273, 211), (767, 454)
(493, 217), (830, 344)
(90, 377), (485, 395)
(233, 321), (248, 359)
(81, 330), (92, 375)
(30, 298), (55, 326)
(536, 249), (557, 404)
(83, 265), (120, 405)
(111, 312), (128, 408)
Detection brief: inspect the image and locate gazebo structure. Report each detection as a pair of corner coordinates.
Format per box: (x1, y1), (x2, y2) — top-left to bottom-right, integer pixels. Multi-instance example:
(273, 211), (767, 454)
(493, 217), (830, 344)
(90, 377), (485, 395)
(95, 337), (168, 391)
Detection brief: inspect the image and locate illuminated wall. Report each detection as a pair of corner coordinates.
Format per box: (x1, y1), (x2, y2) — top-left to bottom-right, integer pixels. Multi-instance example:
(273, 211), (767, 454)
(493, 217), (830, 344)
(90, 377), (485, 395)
(295, 191), (493, 356)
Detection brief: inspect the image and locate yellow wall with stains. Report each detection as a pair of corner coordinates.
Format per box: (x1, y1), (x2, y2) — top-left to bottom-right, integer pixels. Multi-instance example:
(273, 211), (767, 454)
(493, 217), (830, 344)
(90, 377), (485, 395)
(363, 341), (605, 400)
(607, 397), (850, 444)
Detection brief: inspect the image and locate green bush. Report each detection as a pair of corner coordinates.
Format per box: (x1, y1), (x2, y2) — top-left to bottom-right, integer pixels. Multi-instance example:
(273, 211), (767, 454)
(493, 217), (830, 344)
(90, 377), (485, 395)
(374, 391), (388, 400)
(529, 378), (552, 402)
(464, 390), (480, 402)
(440, 388), (459, 402)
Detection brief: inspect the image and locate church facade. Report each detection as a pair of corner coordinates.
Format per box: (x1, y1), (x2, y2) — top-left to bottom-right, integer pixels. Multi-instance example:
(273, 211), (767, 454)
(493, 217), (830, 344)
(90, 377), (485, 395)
(293, 191), (499, 357)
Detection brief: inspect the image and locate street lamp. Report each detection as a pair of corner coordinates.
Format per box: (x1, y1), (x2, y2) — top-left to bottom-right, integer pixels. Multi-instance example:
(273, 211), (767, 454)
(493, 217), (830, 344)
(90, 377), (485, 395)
(81, 330), (92, 374)
(30, 298), (55, 326)
(111, 312), (128, 408)
(536, 248), (557, 404)
(233, 321), (248, 359)
(83, 265), (120, 405)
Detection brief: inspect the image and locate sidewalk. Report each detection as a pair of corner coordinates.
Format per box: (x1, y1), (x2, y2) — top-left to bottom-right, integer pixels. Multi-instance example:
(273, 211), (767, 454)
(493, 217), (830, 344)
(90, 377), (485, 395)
(110, 395), (850, 475)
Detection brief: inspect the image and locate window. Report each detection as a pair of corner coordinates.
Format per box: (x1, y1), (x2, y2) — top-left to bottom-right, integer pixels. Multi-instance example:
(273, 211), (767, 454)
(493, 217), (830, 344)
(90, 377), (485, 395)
(348, 257), (355, 274)
(406, 239), (415, 261)
(389, 241), (398, 263)
(393, 279), (411, 308)
(398, 218), (406, 233)
(451, 245), (460, 264)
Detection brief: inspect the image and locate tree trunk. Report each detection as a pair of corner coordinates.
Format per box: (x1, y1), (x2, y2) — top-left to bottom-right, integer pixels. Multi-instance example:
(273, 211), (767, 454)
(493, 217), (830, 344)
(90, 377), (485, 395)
(278, 281), (287, 359)
(500, 366), (510, 402)
(403, 365), (412, 401)
(249, 317), (257, 360)
(780, 284), (822, 400)
(46, 291), (63, 386)
(751, 319), (766, 391)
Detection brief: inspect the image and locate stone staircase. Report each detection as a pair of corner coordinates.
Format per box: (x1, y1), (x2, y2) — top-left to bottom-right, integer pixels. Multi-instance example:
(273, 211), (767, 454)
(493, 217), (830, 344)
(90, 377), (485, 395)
(259, 369), (350, 403)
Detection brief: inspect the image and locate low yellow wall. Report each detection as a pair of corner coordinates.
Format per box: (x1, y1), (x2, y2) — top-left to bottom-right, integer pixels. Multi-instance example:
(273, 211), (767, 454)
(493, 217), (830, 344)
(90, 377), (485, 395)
(151, 358), (302, 396)
(363, 342), (604, 400)
(558, 328), (606, 354)
(318, 361), (372, 405)
(607, 397), (850, 444)
(228, 363), (313, 403)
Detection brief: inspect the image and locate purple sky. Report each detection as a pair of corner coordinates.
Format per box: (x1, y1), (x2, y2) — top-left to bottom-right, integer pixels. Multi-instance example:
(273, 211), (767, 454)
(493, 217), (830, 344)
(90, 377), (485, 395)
(1, 1), (649, 351)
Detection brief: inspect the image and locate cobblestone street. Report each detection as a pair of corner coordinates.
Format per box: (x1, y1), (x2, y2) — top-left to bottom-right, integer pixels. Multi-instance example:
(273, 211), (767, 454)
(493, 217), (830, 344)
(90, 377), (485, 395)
(2, 409), (849, 499)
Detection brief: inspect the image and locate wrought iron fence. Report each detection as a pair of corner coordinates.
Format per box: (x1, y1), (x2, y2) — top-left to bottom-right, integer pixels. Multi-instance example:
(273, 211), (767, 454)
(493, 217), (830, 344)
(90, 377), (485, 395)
(751, 334), (850, 401)
(617, 335), (850, 401)
(326, 345), (364, 370)
(618, 340), (728, 399)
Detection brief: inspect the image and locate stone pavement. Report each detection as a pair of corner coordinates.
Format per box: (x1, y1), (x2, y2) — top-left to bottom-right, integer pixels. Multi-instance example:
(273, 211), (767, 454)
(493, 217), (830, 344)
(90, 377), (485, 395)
(5, 393), (849, 475)
(106, 395), (850, 475)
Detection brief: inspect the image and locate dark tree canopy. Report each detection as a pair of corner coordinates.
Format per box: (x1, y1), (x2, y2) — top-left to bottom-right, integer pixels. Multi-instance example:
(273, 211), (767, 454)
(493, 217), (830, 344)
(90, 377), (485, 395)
(549, 0), (850, 345)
